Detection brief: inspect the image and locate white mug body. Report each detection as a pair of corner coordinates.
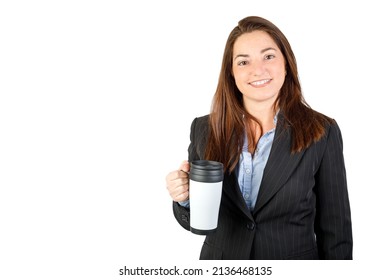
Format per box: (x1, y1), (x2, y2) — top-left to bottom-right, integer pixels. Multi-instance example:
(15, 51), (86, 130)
(189, 179), (223, 234)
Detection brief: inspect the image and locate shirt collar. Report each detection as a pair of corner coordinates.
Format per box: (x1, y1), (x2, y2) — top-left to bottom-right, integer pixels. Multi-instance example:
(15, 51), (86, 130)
(242, 111), (279, 151)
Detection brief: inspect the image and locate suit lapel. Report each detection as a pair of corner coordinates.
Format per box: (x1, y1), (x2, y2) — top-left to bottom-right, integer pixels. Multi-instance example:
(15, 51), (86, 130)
(223, 172), (254, 220)
(252, 122), (306, 215)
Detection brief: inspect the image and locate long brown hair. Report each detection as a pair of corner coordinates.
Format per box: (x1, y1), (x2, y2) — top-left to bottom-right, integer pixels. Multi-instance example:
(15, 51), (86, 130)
(205, 16), (332, 173)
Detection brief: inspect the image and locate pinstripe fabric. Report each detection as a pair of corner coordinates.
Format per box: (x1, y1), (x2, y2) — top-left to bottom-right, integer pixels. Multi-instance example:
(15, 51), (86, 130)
(172, 114), (353, 260)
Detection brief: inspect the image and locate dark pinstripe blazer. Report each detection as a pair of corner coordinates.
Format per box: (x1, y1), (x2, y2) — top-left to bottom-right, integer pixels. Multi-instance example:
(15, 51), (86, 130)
(173, 114), (353, 260)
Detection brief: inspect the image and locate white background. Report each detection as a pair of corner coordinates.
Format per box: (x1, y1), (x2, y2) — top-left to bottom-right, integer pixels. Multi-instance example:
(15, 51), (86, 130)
(1, 0), (389, 279)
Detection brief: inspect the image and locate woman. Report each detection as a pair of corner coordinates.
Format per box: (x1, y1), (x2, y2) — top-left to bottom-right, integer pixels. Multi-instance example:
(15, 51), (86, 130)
(166, 16), (352, 260)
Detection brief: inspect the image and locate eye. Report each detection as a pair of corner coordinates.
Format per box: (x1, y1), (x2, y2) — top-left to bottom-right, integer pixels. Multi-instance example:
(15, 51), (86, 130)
(265, 54), (275, 60)
(237, 60), (248, 66)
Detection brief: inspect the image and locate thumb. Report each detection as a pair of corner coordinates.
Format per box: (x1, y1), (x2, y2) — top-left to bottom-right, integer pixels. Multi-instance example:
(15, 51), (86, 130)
(179, 160), (190, 173)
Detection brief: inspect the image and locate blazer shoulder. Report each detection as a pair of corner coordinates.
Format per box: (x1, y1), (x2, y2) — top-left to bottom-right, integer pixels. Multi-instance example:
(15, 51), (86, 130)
(317, 113), (341, 137)
(309, 109), (341, 143)
(192, 114), (209, 127)
(308, 117), (344, 163)
(188, 114), (210, 161)
(190, 114), (210, 137)
(324, 118), (344, 149)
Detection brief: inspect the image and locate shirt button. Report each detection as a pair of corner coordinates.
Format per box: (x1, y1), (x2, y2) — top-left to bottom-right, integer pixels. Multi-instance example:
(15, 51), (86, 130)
(244, 193), (249, 199)
(245, 168), (251, 174)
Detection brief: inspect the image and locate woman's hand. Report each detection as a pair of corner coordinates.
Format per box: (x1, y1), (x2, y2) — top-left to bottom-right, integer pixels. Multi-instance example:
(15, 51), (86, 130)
(166, 161), (190, 202)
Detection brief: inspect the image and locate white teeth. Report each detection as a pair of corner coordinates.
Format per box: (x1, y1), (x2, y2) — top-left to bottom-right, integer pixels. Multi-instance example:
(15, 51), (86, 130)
(251, 79), (270, 85)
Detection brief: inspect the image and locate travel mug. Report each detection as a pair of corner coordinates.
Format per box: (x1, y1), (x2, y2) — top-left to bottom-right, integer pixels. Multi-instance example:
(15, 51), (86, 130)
(189, 160), (224, 235)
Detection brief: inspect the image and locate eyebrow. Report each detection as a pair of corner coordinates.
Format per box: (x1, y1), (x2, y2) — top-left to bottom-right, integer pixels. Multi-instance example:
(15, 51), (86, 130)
(233, 47), (277, 61)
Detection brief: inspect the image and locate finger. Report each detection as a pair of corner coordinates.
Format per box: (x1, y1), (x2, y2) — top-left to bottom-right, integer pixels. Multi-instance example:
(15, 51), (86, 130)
(166, 170), (188, 184)
(169, 182), (189, 199)
(179, 160), (190, 173)
(173, 190), (189, 202)
(169, 183), (189, 201)
(167, 178), (189, 193)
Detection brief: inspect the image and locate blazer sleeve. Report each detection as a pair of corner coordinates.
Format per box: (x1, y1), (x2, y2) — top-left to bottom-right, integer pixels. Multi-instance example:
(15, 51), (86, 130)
(314, 121), (353, 259)
(172, 117), (202, 231)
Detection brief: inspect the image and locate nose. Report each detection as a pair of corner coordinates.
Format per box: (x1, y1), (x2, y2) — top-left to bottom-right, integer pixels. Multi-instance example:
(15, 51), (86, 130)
(251, 60), (266, 76)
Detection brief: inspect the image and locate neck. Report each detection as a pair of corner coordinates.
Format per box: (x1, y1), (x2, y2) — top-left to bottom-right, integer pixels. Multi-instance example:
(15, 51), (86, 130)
(245, 102), (277, 129)
(244, 103), (278, 154)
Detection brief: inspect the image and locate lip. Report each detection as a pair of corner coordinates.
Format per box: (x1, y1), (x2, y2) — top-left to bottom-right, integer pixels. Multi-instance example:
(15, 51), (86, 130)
(249, 79), (271, 87)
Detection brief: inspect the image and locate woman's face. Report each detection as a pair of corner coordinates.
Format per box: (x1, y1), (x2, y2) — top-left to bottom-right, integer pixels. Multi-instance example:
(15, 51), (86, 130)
(232, 30), (286, 109)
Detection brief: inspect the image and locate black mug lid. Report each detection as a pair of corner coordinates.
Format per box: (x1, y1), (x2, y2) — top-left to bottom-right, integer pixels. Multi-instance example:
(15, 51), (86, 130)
(190, 160), (224, 183)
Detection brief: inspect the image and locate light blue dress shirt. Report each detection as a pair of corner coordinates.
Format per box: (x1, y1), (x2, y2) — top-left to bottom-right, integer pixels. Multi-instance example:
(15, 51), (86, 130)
(236, 115), (277, 211)
(179, 114), (277, 210)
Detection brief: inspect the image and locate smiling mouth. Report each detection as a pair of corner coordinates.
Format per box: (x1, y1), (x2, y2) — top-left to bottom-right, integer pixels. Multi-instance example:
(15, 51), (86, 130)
(250, 79), (271, 86)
